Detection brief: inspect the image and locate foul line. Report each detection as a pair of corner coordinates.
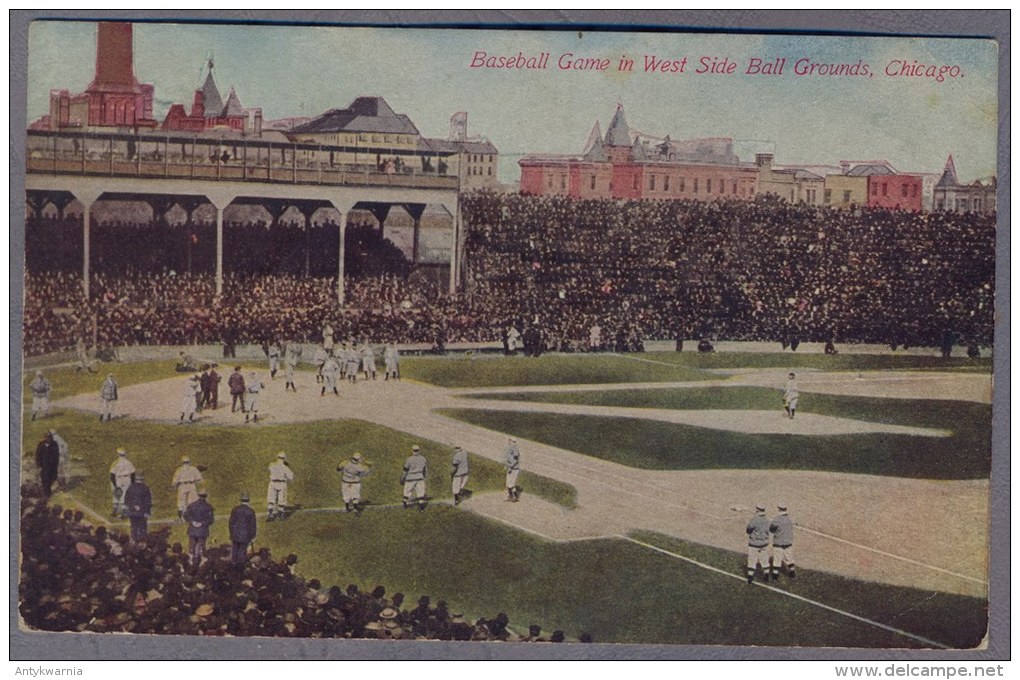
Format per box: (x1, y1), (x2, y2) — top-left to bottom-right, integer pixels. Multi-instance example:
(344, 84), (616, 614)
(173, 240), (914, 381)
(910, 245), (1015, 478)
(609, 353), (686, 368)
(623, 536), (950, 650)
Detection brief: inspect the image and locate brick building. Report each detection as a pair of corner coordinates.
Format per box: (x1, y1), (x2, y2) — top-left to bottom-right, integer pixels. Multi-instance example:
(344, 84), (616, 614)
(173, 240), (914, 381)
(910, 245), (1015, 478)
(161, 60), (262, 136)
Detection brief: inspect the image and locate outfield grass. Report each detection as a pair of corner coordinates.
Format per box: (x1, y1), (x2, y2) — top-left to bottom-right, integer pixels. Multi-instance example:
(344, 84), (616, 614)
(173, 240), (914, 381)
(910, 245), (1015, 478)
(400, 354), (713, 387)
(635, 351), (993, 372)
(26, 410), (576, 516)
(437, 407), (990, 479)
(138, 507), (980, 647)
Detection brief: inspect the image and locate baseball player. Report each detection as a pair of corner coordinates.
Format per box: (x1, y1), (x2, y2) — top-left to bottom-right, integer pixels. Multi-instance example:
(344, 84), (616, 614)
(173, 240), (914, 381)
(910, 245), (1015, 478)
(267, 452), (294, 521)
(99, 374), (118, 422)
(30, 370), (52, 421)
(504, 437), (522, 502)
(51, 430), (70, 488)
(384, 342), (400, 381)
(322, 323), (335, 352)
(245, 372), (265, 423)
(746, 503), (772, 584)
(361, 343), (378, 380)
(345, 344), (361, 383)
(180, 375), (201, 423)
(228, 366), (246, 412)
(769, 503), (796, 580)
(321, 354), (340, 397)
(784, 372), (799, 419)
(172, 455), (203, 519)
(108, 448), (136, 517)
(268, 342), (282, 379)
(450, 446), (470, 505)
(284, 343), (301, 392)
(313, 345), (328, 384)
(400, 445), (429, 511)
(336, 452), (371, 514)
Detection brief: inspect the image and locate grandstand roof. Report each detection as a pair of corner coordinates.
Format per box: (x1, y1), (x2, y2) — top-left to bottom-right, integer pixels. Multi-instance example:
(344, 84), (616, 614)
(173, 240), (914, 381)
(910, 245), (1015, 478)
(292, 96), (421, 136)
(420, 137), (498, 154)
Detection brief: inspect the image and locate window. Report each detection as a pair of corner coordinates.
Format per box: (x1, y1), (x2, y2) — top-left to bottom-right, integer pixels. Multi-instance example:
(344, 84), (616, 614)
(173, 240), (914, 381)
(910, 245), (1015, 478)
(901, 184), (909, 198)
(561, 175), (566, 190)
(488, 155), (493, 162)
(488, 167), (493, 176)
(693, 178), (699, 193)
(649, 175), (656, 191)
(664, 176), (670, 192)
(706, 178), (712, 193)
(732, 181), (737, 195)
(679, 177), (685, 192)
(871, 183), (878, 195)
(719, 180), (724, 194)
(591, 175), (596, 190)
(633, 175), (639, 191)
(882, 183), (888, 197)
(843, 190), (852, 203)
(548, 175), (554, 189)
(912, 185), (918, 198)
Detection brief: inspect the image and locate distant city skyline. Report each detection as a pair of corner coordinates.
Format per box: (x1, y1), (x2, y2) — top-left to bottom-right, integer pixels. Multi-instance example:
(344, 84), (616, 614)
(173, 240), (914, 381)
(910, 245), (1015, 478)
(27, 21), (998, 182)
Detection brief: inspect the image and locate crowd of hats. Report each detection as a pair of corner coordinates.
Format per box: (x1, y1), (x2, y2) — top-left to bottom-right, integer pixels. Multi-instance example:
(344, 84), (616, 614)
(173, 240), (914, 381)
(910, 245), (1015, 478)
(19, 486), (589, 642)
(24, 193), (994, 357)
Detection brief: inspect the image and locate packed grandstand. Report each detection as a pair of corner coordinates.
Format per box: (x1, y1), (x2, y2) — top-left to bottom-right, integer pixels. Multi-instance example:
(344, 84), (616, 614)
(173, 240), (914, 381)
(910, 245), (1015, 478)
(23, 192), (995, 357)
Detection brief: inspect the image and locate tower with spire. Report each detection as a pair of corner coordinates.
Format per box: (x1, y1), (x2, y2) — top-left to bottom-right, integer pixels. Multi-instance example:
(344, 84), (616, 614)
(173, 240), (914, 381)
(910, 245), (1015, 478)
(162, 58), (262, 135)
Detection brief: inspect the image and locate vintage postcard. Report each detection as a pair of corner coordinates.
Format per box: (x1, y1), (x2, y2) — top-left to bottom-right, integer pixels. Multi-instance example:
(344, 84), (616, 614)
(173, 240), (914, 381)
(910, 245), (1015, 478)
(15, 14), (1000, 658)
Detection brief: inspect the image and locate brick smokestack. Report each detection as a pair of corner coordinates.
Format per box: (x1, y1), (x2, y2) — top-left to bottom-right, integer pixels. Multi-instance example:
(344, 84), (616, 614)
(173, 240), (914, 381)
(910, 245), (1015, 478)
(93, 22), (136, 89)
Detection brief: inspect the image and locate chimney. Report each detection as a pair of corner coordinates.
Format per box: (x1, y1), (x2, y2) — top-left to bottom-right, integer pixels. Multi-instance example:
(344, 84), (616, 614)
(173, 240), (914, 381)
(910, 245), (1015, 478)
(93, 22), (136, 89)
(840, 161), (850, 175)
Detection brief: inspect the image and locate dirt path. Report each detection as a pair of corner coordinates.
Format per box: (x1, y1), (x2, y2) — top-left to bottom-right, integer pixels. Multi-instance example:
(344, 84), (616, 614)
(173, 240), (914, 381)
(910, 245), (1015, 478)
(56, 369), (990, 599)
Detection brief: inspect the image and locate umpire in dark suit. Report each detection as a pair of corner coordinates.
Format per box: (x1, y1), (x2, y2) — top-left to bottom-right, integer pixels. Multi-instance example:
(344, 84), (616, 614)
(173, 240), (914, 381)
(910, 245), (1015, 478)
(35, 431), (60, 498)
(123, 473), (153, 543)
(229, 492), (257, 566)
(183, 490), (214, 566)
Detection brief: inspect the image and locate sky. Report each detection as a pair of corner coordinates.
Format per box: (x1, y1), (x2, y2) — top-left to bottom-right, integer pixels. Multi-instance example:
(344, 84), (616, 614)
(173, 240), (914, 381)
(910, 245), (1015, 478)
(26, 21), (999, 183)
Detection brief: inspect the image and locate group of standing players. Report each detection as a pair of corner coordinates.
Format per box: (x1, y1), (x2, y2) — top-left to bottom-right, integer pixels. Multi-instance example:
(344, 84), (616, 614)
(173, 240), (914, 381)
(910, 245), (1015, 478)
(312, 340), (401, 397)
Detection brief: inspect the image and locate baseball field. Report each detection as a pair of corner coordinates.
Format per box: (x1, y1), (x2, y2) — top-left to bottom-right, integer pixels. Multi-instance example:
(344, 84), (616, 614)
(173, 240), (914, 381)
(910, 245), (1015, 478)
(19, 348), (993, 648)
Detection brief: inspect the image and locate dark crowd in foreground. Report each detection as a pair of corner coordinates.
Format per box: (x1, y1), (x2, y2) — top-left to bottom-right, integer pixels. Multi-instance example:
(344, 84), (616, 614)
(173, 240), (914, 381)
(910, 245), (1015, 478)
(18, 487), (587, 642)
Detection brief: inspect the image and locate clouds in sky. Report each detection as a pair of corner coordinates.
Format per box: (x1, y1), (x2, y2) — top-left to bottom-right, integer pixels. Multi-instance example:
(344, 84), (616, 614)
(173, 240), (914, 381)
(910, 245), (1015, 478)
(27, 21), (998, 181)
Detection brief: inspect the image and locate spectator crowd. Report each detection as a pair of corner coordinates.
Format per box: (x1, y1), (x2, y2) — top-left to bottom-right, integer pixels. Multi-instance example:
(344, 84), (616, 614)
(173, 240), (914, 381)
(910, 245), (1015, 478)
(19, 487), (584, 642)
(23, 193), (995, 356)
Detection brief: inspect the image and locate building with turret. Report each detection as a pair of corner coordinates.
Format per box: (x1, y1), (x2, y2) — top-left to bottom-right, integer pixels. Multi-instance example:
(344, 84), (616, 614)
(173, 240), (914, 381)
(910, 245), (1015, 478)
(32, 22), (157, 131)
(933, 155), (996, 213)
(162, 60), (263, 135)
(519, 104), (761, 201)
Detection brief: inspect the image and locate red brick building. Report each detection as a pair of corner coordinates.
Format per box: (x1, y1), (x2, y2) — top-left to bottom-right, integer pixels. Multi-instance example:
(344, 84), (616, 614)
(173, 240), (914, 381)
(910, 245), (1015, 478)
(162, 60), (262, 135)
(33, 22), (157, 131)
(519, 105), (760, 202)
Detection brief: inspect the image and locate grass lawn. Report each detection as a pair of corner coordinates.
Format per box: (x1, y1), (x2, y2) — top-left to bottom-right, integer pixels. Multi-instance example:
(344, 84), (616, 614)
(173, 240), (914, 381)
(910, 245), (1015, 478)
(437, 405), (990, 479)
(635, 351), (993, 372)
(135, 507), (981, 647)
(25, 410), (576, 517)
(400, 354), (713, 387)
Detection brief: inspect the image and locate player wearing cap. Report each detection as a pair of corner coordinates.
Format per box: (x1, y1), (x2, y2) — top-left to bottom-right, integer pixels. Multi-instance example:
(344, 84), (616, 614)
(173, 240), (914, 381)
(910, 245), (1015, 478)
(384, 342), (400, 381)
(245, 372), (265, 423)
(183, 490), (214, 566)
(99, 374), (118, 422)
(450, 446), (470, 505)
(400, 445), (429, 511)
(30, 370), (51, 421)
(336, 452), (371, 514)
(267, 452), (294, 521)
(746, 503), (772, 584)
(504, 438), (522, 502)
(123, 472), (152, 543)
(784, 373), (799, 419)
(321, 354), (340, 397)
(108, 448), (136, 517)
(172, 455), (204, 520)
(180, 375), (201, 423)
(769, 503), (795, 580)
(229, 492), (257, 566)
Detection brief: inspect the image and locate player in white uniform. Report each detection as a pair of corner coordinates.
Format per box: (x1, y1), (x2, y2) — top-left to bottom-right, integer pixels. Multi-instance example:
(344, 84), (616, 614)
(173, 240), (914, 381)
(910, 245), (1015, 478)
(109, 448), (136, 517)
(171, 455), (203, 519)
(180, 376), (201, 423)
(99, 374), (118, 422)
(336, 452), (371, 514)
(30, 371), (52, 421)
(504, 438), (521, 502)
(784, 372), (799, 419)
(384, 343), (400, 381)
(267, 342), (282, 379)
(400, 445), (429, 511)
(321, 355), (340, 396)
(450, 446), (470, 505)
(245, 372), (265, 423)
(267, 452), (295, 521)
(345, 345), (361, 383)
(361, 343), (377, 380)
(313, 345), (328, 384)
